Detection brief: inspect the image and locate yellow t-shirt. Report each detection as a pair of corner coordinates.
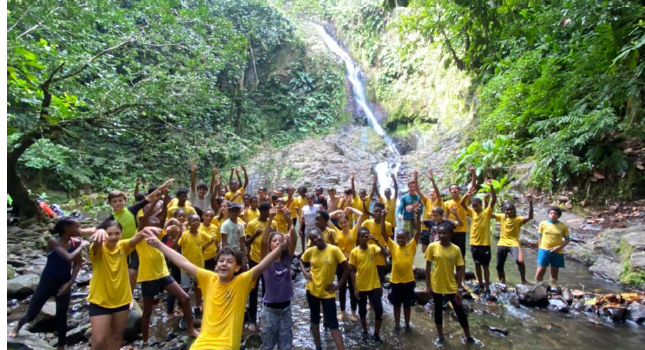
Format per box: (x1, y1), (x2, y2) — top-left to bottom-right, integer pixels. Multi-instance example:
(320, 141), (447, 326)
(200, 223), (220, 261)
(287, 197), (299, 219)
(307, 227), (338, 248)
(336, 226), (358, 259)
(539, 221), (569, 253)
(166, 204), (197, 220)
(443, 196), (469, 232)
(422, 197), (444, 230)
(360, 219), (392, 266)
(136, 230), (170, 282)
(349, 244), (382, 292)
(246, 208), (260, 223)
(245, 218), (277, 263)
(178, 230), (212, 269)
(88, 239), (132, 308)
(192, 268), (255, 350)
(352, 195), (370, 212)
(301, 245), (346, 299)
(424, 242), (464, 294)
(225, 187), (246, 204)
(387, 239), (417, 284)
(274, 211), (290, 233)
(467, 207), (493, 246)
(293, 197), (306, 217)
(378, 196), (397, 229)
(495, 214), (524, 247)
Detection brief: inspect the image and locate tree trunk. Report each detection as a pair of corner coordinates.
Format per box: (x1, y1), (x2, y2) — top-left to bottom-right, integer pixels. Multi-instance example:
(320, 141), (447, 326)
(7, 132), (42, 219)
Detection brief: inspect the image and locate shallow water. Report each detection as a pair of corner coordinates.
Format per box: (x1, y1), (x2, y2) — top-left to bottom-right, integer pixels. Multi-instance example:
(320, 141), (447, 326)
(288, 237), (644, 350)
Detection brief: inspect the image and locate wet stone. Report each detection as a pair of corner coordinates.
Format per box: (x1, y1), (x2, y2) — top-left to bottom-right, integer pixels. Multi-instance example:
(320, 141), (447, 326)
(243, 333), (263, 349)
(547, 299), (569, 313)
(516, 282), (549, 307)
(7, 274), (40, 299)
(65, 323), (91, 346)
(28, 301), (57, 333)
(627, 302), (645, 323)
(602, 307), (627, 322)
(486, 326), (508, 336)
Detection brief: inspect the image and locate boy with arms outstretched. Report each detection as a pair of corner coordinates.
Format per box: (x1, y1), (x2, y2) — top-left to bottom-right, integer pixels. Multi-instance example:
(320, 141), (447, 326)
(495, 195), (533, 284)
(142, 226), (288, 350)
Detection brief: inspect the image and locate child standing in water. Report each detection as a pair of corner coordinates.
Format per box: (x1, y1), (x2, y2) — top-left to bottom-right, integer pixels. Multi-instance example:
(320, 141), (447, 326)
(424, 223), (474, 345)
(259, 208), (297, 350)
(535, 206), (570, 284)
(8, 217), (94, 349)
(87, 220), (147, 350)
(495, 195), (533, 284)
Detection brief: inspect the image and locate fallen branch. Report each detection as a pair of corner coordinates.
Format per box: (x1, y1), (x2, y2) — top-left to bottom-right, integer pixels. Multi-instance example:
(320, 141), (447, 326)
(53, 38), (135, 82)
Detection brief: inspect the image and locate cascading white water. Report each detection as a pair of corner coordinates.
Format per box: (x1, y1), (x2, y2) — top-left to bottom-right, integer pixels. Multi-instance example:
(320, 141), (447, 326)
(313, 23), (401, 198)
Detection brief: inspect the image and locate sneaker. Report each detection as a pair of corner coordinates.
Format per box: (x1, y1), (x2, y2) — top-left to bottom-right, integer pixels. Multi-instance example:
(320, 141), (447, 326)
(405, 325), (412, 333)
(337, 311), (345, 321)
(372, 335), (383, 343)
(436, 337), (445, 346)
(361, 332), (369, 342)
(466, 337), (476, 344)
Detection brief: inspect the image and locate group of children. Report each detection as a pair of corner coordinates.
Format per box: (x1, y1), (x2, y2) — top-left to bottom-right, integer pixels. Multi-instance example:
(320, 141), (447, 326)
(8, 165), (571, 350)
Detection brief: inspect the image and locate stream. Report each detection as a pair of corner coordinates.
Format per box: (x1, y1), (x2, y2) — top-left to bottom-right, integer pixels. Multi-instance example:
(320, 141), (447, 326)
(304, 23), (645, 350)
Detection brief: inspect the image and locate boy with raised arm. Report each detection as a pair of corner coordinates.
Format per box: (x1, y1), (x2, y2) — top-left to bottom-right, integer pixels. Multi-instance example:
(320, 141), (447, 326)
(189, 164), (218, 216)
(461, 179), (496, 296)
(225, 166), (248, 204)
(418, 170), (443, 254)
(360, 202), (392, 285)
(397, 173), (424, 235)
(141, 224), (288, 350)
(378, 173), (398, 236)
(495, 195), (534, 284)
(384, 207), (421, 331)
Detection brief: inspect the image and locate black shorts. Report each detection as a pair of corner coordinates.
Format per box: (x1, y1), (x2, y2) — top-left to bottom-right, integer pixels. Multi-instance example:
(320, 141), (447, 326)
(141, 275), (175, 298)
(420, 230), (432, 246)
(204, 258), (216, 271)
(306, 291), (339, 329)
(496, 246), (522, 272)
(388, 281), (416, 307)
(470, 245), (491, 266)
(450, 232), (467, 259)
(127, 251), (139, 270)
(88, 303), (129, 317)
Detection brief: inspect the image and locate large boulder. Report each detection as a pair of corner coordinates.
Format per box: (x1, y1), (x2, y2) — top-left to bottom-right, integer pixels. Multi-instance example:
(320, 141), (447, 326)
(627, 302), (645, 323)
(516, 282), (549, 306)
(28, 301), (57, 333)
(65, 323), (91, 346)
(123, 302), (142, 342)
(7, 327), (55, 350)
(7, 274), (40, 299)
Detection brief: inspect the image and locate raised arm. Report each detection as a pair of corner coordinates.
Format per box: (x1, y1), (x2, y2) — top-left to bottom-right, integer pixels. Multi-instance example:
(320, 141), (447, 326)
(468, 165), (477, 191)
(127, 229), (148, 250)
(48, 237), (89, 263)
(415, 170), (427, 202)
(392, 173), (399, 198)
(228, 168), (235, 186)
(251, 237), (288, 281)
(461, 187), (476, 210)
(209, 166), (218, 197)
(140, 193), (162, 230)
(355, 207), (367, 228)
(486, 178), (497, 210)
(369, 175), (377, 203)
(369, 233), (389, 257)
(381, 213), (390, 244)
(156, 190), (171, 224)
(241, 165), (249, 189)
(429, 170), (441, 202)
(134, 178), (141, 196)
(190, 163), (197, 193)
(142, 228), (198, 276)
(449, 207), (464, 228)
(522, 194), (534, 224)
(350, 172), (356, 197)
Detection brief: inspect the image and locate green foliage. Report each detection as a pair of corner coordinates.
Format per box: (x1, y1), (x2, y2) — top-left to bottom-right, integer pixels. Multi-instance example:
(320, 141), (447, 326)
(620, 261), (645, 287)
(453, 135), (514, 179)
(7, 0), (346, 197)
(480, 175), (511, 202)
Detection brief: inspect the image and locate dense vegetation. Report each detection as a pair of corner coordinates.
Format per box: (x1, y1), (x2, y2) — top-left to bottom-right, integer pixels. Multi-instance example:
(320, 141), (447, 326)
(7, 0), (346, 217)
(284, 0), (645, 198)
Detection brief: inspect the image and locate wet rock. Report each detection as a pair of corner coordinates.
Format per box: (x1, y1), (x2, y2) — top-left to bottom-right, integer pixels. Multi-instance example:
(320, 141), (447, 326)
(588, 258), (623, 284)
(28, 301), (57, 333)
(7, 259), (27, 268)
(123, 302), (143, 342)
(547, 299), (569, 313)
(603, 307), (627, 322)
(572, 300), (585, 311)
(627, 302), (645, 323)
(516, 282), (549, 307)
(7, 328), (55, 350)
(7, 274), (40, 299)
(561, 288), (573, 304)
(243, 333), (263, 349)
(414, 290), (431, 305)
(486, 326), (508, 336)
(74, 269), (92, 286)
(8, 266), (15, 280)
(65, 323), (91, 345)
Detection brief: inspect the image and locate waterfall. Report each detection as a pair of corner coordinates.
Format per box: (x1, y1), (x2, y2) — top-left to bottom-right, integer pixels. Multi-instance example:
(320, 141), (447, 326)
(313, 23), (402, 198)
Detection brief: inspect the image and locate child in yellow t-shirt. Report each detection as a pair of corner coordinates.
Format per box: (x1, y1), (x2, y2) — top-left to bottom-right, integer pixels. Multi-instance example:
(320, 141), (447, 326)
(88, 220), (147, 350)
(141, 224), (287, 350)
(494, 195), (533, 284)
(424, 223), (474, 345)
(535, 206), (570, 284)
(200, 209), (220, 271)
(177, 214), (215, 314)
(384, 207), (421, 331)
(299, 229), (351, 350)
(350, 228), (389, 342)
(460, 179), (496, 296)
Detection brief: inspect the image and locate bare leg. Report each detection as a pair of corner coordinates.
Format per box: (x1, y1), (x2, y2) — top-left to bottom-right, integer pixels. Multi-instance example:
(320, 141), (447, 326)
(518, 262), (528, 284)
(403, 305), (411, 328)
(90, 315), (112, 350)
(311, 323), (321, 349)
(165, 282), (199, 337)
(550, 267), (559, 283)
(393, 305), (401, 328)
(474, 263), (484, 289)
(141, 297), (154, 343)
(108, 310), (129, 350)
(330, 329), (345, 350)
(535, 267), (547, 282)
(483, 266), (491, 291)
(360, 317), (367, 334)
(498, 270), (506, 283)
(374, 318), (382, 337)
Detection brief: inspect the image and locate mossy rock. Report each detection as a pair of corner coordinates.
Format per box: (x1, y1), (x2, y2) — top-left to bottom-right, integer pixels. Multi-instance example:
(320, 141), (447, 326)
(7, 266), (14, 280)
